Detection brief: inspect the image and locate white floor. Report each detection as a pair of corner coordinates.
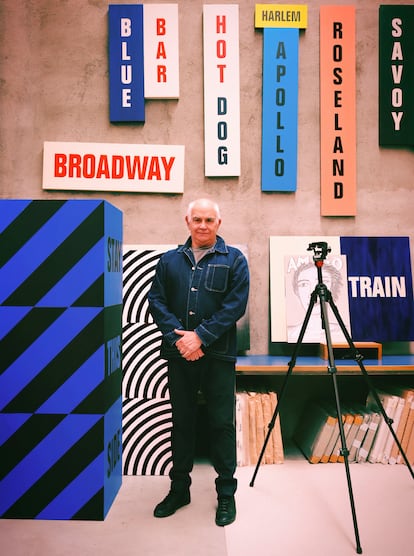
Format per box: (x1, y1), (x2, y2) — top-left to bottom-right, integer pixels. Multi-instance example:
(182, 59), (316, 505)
(1, 457), (413, 556)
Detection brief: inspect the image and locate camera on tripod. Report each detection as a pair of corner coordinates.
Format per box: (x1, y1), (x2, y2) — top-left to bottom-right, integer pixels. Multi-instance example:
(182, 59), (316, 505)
(307, 241), (331, 262)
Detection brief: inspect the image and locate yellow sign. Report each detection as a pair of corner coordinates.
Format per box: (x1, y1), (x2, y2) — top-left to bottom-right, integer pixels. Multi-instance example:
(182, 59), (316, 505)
(255, 4), (307, 28)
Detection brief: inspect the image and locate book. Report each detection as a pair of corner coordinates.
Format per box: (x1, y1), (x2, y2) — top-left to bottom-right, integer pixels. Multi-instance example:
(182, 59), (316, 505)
(403, 406), (414, 466)
(357, 411), (381, 463)
(316, 401), (339, 463)
(236, 391), (250, 466)
(248, 393), (258, 464)
(338, 408), (364, 463)
(236, 390), (284, 467)
(254, 392), (266, 464)
(381, 393), (405, 464)
(320, 416), (340, 463)
(260, 393), (272, 463)
(367, 391), (399, 463)
(348, 408), (372, 462)
(388, 388), (414, 464)
(269, 391), (284, 464)
(397, 395), (414, 464)
(329, 410), (354, 463)
(294, 402), (338, 464)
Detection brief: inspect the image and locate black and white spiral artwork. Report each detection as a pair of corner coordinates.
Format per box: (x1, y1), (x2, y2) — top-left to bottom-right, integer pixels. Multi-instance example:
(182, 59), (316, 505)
(121, 246), (176, 476)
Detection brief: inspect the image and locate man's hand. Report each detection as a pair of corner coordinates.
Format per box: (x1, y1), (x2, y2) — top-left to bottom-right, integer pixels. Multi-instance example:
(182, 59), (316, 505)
(174, 329), (204, 361)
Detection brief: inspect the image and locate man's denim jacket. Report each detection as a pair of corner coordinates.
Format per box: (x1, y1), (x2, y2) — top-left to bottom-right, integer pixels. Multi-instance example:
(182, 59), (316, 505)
(148, 235), (249, 362)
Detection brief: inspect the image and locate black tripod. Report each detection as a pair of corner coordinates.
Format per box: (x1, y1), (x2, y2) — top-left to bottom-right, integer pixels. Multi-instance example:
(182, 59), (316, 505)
(250, 242), (414, 555)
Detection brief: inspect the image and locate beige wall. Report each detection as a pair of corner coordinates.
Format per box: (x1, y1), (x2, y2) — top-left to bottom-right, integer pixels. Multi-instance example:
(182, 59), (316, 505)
(1, 0), (413, 354)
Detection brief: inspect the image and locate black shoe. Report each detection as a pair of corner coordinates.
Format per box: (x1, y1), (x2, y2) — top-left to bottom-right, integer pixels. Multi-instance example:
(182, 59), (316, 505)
(153, 490), (191, 518)
(215, 496), (236, 526)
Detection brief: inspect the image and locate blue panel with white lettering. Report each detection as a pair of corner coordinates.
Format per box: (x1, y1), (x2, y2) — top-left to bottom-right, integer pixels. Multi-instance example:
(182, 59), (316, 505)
(261, 28), (299, 191)
(108, 4), (145, 123)
(340, 236), (414, 341)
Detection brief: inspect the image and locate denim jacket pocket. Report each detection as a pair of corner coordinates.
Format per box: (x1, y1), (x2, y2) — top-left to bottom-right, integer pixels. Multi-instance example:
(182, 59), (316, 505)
(204, 264), (229, 292)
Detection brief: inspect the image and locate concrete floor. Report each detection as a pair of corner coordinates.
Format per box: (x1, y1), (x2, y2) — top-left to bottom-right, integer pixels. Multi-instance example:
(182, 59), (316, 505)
(1, 458), (413, 556)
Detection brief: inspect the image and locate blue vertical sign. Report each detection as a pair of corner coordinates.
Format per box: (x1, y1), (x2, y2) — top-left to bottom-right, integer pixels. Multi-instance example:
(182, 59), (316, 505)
(108, 4), (145, 123)
(261, 28), (299, 191)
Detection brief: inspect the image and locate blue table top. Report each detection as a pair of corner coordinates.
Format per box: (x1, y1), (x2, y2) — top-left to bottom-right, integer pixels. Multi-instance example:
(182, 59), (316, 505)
(235, 354), (414, 374)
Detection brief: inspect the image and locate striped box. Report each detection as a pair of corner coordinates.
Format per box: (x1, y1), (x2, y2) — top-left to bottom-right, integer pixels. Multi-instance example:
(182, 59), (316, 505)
(0, 398), (122, 520)
(0, 200), (123, 520)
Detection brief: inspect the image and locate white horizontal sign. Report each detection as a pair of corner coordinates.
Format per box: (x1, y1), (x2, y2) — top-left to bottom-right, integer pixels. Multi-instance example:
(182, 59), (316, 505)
(42, 141), (185, 193)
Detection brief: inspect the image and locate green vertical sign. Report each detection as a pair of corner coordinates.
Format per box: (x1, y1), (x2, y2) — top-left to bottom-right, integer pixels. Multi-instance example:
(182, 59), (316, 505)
(379, 5), (414, 146)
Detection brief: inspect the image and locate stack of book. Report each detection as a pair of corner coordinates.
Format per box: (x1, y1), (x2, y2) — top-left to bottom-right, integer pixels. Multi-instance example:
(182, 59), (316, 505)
(293, 386), (414, 465)
(235, 390), (284, 466)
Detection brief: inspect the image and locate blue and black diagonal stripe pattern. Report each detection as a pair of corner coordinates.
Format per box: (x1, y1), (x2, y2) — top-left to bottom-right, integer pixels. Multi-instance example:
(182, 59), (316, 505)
(0, 199), (123, 520)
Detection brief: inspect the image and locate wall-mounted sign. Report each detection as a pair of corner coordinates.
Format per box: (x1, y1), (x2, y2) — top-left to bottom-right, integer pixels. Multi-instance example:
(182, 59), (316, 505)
(203, 4), (240, 177)
(379, 5), (414, 146)
(144, 4), (179, 99)
(320, 5), (356, 216)
(108, 4), (145, 123)
(42, 141), (185, 193)
(261, 28), (299, 192)
(255, 3), (308, 28)
(255, 4), (307, 192)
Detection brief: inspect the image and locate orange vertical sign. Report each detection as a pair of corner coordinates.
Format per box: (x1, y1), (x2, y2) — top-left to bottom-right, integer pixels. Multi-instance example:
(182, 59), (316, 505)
(320, 6), (356, 216)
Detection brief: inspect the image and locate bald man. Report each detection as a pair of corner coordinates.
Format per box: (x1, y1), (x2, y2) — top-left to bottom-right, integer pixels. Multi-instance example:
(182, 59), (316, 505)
(148, 199), (249, 526)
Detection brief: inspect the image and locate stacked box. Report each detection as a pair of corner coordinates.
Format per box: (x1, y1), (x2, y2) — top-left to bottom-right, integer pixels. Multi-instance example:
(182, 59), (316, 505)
(0, 200), (123, 520)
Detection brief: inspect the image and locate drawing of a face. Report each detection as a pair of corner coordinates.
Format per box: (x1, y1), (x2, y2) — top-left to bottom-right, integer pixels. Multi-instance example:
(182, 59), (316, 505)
(294, 264), (336, 310)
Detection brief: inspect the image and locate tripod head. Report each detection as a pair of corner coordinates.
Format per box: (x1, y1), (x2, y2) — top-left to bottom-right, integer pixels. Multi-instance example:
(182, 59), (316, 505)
(307, 241), (331, 266)
(307, 242), (332, 292)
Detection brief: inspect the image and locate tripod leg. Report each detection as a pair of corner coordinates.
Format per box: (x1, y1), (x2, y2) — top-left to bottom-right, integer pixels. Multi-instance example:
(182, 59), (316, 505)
(249, 289), (318, 487)
(328, 297), (414, 479)
(320, 295), (363, 554)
